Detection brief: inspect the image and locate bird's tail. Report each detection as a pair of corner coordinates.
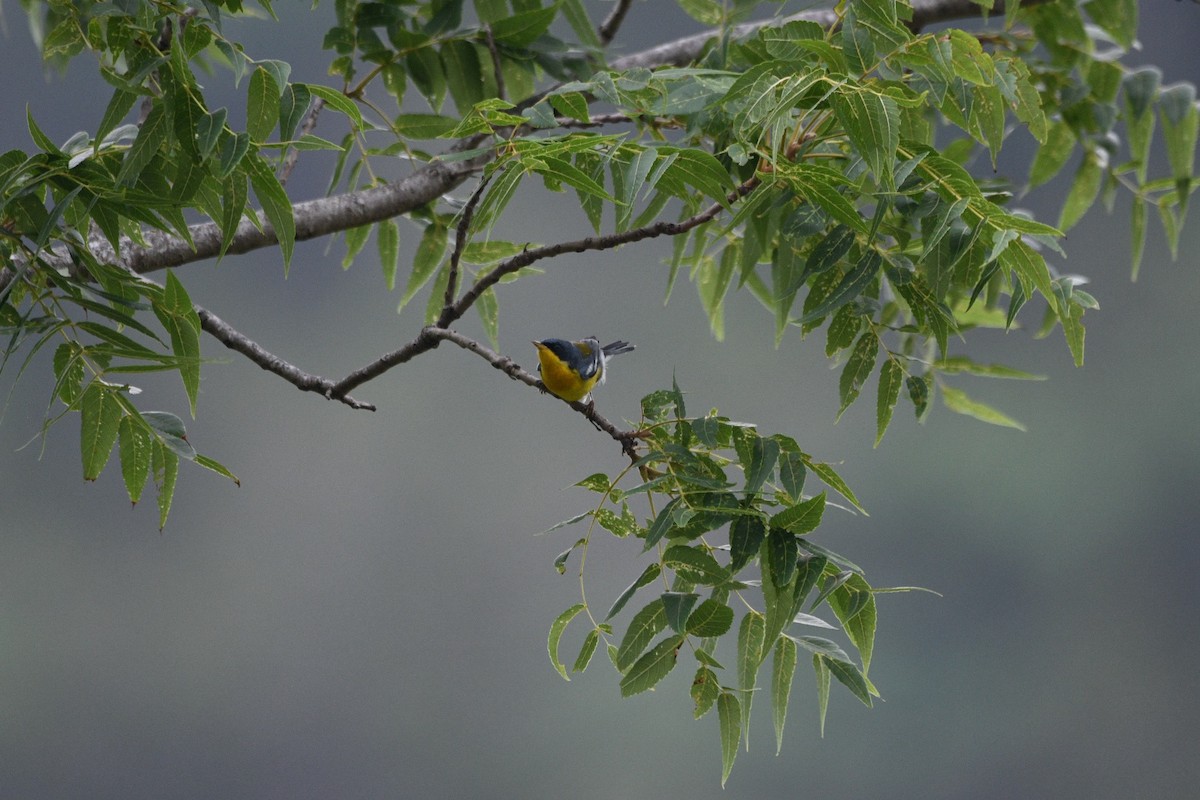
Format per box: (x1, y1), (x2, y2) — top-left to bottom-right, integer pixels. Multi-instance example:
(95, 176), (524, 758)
(602, 341), (635, 356)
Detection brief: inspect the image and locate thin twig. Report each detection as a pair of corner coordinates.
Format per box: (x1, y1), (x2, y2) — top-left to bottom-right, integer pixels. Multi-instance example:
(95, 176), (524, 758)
(438, 172), (493, 328)
(198, 305), (376, 410)
(453, 175), (762, 321)
(279, 96), (327, 186)
(484, 26), (507, 102)
(598, 0), (634, 45)
(432, 328), (642, 460)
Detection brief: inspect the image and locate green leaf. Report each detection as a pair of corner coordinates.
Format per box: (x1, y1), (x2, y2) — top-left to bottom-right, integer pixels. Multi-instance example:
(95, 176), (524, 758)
(800, 251), (881, 326)
(247, 66), (282, 143)
(780, 163), (868, 233)
(717, 691), (741, 787)
(278, 82), (311, 142)
(394, 113), (461, 139)
(663, 545), (730, 586)
(832, 89), (900, 188)
(548, 91), (590, 123)
(616, 598), (667, 671)
(605, 563), (661, 621)
(691, 666), (719, 719)
(933, 357), (1045, 380)
(737, 611), (766, 746)
(193, 453), (240, 485)
(117, 103), (168, 185)
(875, 358), (903, 446)
(772, 635), (798, 755)
(400, 222), (448, 311)
(548, 603), (586, 680)
(770, 492), (825, 535)
(572, 628), (600, 673)
(737, 432), (779, 497)
(822, 655), (874, 707)
(806, 460), (866, 514)
(80, 381), (122, 481)
(729, 514), (766, 573)
(377, 219), (400, 291)
(686, 599), (734, 637)
(662, 592), (701, 634)
(619, 634), (683, 696)
(776, 451), (806, 501)
(151, 272), (202, 418)
(697, 245), (737, 340)
(940, 385), (1026, 430)
(117, 415), (152, 504)
(152, 439), (179, 530)
(830, 575), (877, 674)
(303, 83), (365, 130)
(1058, 151), (1104, 231)
(836, 332), (879, 421)
(245, 154), (296, 269)
(813, 654), (831, 736)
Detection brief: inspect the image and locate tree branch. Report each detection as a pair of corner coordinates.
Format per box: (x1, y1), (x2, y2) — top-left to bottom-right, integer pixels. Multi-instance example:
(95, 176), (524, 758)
(598, 0), (634, 46)
(198, 304), (376, 410)
(451, 176), (761, 322)
(430, 328), (642, 460)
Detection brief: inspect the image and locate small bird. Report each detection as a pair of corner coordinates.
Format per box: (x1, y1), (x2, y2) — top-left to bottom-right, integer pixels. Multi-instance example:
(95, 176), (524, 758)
(532, 337), (635, 403)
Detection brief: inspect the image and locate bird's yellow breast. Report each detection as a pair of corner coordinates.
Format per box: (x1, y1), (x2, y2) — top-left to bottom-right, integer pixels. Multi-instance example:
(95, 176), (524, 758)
(537, 346), (601, 402)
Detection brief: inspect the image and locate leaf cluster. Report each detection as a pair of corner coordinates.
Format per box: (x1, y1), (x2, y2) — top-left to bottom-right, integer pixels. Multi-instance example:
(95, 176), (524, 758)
(548, 384), (883, 784)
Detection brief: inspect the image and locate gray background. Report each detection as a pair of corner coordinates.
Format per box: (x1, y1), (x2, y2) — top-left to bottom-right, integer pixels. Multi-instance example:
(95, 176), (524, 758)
(2, 2), (1198, 798)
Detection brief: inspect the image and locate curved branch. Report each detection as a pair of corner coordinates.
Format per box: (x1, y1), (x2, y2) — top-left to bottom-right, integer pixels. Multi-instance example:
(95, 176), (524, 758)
(431, 328), (642, 460)
(598, 0), (634, 46)
(451, 177), (761, 322)
(198, 304), (376, 410)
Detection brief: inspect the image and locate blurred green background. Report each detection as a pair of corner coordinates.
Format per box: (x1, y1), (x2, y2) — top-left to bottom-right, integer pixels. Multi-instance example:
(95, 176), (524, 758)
(2, 2), (1198, 797)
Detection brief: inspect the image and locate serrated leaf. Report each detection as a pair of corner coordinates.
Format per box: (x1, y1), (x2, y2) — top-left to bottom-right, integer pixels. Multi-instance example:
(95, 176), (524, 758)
(801, 251), (881, 326)
(737, 611), (766, 747)
(837, 332), (879, 421)
(152, 439), (179, 530)
(830, 575), (877, 674)
(117, 415), (151, 504)
(245, 154), (296, 268)
(772, 635), (798, 755)
(619, 634), (683, 696)
(246, 66), (282, 143)
(832, 89), (900, 188)
(1058, 152), (1103, 232)
(729, 514), (766, 573)
(814, 653), (831, 736)
(572, 628), (600, 673)
(548, 603), (586, 680)
(822, 655), (874, 707)
(80, 381), (122, 481)
(771, 492), (825, 537)
(400, 222), (448, 311)
(377, 219), (399, 291)
(616, 598), (667, 671)
(692, 666), (719, 719)
(194, 453), (240, 485)
(663, 545), (730, 586)
(940, 385), (1026, 430)
(662, 592), (701, 634)
(806, 460), (866, 514)
(718, 691), (741, 786)
(776, 451), (806, 501)
(686, 599), (734, 637)
(875, 358), (903, 447)
(605, 563), (661, 621)
(738, 432), (779, 497)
